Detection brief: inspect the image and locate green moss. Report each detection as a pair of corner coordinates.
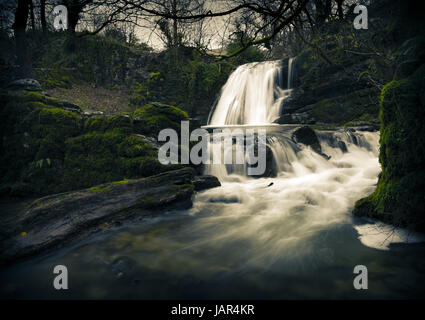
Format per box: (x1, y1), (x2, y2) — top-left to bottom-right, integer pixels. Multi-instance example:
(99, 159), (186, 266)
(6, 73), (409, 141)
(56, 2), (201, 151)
(132, 103), (189, 135)
(16, 91), (70, 109)
(344, 113), (376, 126)
(88, 186), (110, 193)
(37, 67), (73, 90)
(61, 131), (165, 191)
(83, 114), (132, 133)
(28, 191), (77, 209)
(0, 88), (192, 196)
(353, 64), (425, 231)
(112, 178), (130, 184)
(312, 88), (379, 124)
(0, 91), (83, 195)
(83, 116), (109, 132)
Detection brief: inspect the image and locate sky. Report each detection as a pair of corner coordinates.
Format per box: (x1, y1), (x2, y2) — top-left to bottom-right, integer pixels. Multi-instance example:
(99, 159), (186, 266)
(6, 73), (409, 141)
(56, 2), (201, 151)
(0, 0), (237, 51)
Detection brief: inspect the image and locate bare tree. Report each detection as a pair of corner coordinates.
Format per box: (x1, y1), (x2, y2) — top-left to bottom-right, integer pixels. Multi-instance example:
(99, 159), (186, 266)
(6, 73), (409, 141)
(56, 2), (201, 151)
(40, 0), (47, 31)
(335, 0), (345, 20)
(13, 0), (31, 77)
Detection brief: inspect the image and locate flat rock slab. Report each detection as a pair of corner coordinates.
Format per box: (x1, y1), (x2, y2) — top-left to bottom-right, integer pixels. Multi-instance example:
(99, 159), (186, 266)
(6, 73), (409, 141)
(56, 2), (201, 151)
(0, 167), (198, 264)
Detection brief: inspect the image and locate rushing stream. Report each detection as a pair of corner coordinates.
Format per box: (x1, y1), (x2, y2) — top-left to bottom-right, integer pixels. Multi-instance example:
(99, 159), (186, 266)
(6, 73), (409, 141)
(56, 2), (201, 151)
(1, 60), (425, 299)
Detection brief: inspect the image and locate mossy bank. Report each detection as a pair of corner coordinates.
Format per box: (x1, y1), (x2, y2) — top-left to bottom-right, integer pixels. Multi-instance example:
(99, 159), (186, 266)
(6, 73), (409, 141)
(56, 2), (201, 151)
(352, 30), (425, 230)
(0, 90), (192, 196)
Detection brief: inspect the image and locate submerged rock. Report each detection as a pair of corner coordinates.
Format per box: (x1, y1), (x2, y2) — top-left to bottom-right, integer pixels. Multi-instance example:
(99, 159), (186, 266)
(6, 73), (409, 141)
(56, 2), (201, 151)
(291, 126), (322, 154)
(0, 167), (199, 264)
(110, 256), (137, 278)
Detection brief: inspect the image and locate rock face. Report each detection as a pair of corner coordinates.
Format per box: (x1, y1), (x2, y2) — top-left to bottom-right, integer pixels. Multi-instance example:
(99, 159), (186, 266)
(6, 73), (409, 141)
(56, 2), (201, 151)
(0, 167), (200, 264)
(7, 79), (42, 92)
(353, 63), (425, 231)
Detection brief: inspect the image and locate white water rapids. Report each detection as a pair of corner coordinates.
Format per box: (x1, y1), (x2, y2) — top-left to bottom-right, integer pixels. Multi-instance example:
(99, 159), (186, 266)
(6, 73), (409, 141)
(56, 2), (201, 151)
(202, 59), (425, 252)
(200, 128), (390, 254)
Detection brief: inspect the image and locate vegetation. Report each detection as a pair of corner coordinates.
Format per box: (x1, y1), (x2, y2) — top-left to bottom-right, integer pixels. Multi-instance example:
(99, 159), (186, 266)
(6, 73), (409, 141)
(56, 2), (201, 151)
(0, 90), (185, 196)
(353, 62), (425, 231)
(352, 2), (425, 231)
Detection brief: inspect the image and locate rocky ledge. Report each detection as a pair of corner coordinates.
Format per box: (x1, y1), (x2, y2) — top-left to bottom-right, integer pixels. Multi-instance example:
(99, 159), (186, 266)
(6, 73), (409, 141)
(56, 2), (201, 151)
(0, 167), (220, 265)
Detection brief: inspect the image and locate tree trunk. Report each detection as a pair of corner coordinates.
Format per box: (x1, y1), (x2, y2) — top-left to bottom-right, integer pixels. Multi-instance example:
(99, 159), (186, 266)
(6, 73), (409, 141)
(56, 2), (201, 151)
(66, 0), (86, 35)
(13, 0), (32, 78)
(67, 3), (80, 34)
(336, 0), (344, 20)
(171, 0), (179, 62)
(29, 0), (35, 30)
(40, 0), (47, 32)
(325, 0), (332, 19)
(314, 0), (325, 25)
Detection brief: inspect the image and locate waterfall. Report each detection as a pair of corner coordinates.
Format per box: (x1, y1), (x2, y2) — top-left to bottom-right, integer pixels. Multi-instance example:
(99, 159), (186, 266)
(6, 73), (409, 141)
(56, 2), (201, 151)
(208, 60), (294, 125)
(287, 57), (295, 89)
(204, 58), (380, 182)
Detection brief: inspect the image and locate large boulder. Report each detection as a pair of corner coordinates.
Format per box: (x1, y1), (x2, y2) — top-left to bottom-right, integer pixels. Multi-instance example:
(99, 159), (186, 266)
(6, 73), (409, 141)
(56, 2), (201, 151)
(132, 102), (189, 136)
(0, 167), (197, 264)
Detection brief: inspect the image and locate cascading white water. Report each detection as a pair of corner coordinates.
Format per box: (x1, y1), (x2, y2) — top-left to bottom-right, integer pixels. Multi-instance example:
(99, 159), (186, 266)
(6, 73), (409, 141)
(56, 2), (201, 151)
(287, 57), (295, 89)
(208, 60), (294, 125)
(201, 58), (419, 251)
(204, 57), (380, 184)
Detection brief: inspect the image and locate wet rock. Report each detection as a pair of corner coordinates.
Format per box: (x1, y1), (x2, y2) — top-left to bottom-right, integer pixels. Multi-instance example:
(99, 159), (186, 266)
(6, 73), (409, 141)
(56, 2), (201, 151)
(0, 167), (197, 264)
(338, 141), (348, 153)
(193, 175), (221, 191)
(291, 126), (322, 154)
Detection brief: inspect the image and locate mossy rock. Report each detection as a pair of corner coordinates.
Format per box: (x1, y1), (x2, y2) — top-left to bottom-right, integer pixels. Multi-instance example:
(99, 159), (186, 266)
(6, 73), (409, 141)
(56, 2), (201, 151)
(83, 113), (132, 133)
(311, 88), (379, 125)
(132, 103), (189, 135)
(61, 131), (169, 191)
(0, 90), (194, 196)
(353, 64), (425, 231)
(0, 91), (82, 195)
